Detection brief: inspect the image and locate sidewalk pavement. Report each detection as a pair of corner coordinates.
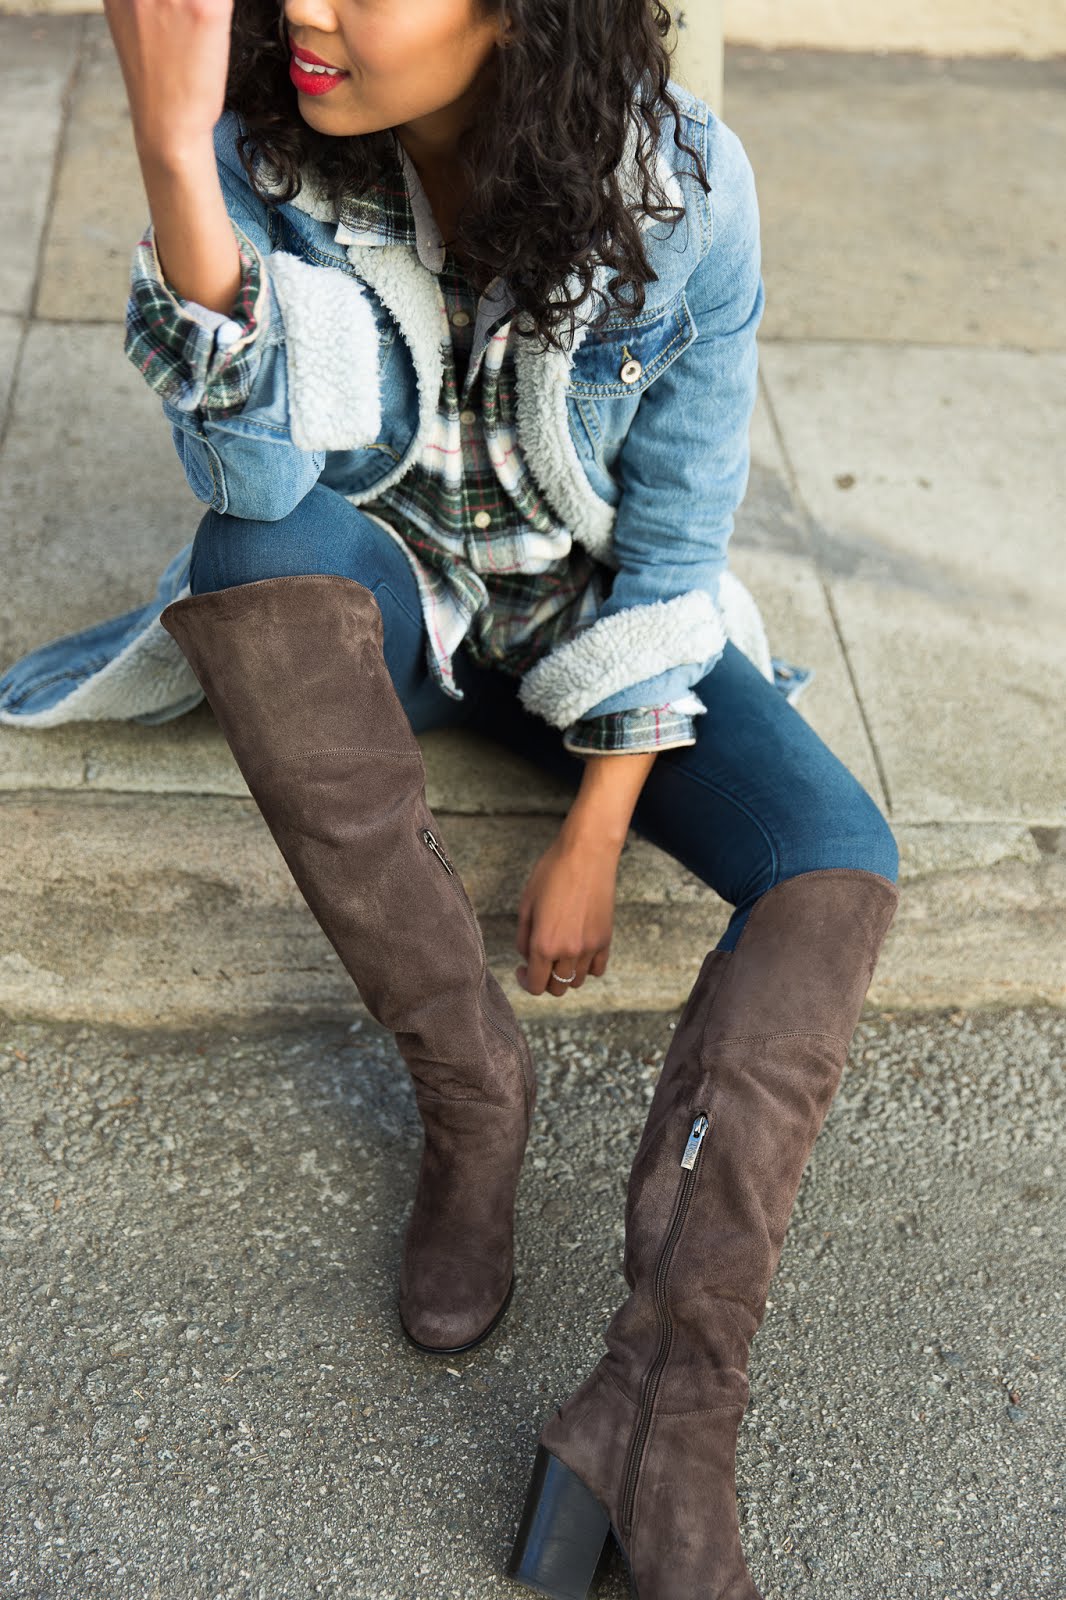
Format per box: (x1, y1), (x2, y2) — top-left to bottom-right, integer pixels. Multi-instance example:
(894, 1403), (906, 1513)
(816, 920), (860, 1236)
(0, 24), (1063, 1022)
(2, 1005), (1063, 1599)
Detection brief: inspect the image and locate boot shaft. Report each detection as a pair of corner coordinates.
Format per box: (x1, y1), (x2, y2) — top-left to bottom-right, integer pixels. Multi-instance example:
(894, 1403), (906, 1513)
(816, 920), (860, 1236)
(161, 572), (536, 1109)
(605, 870), (900, 1412)
(161, 575), (420, 783)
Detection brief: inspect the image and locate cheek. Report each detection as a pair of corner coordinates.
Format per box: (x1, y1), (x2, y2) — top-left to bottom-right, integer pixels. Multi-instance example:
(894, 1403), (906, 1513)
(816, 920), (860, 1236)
(341, 12), (473, 79)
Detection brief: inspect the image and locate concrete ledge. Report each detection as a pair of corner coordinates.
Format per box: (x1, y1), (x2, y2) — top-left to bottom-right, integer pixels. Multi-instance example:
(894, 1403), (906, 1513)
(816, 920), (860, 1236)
(2, 778), (1062, 1026)
(0, 706), (582, 811)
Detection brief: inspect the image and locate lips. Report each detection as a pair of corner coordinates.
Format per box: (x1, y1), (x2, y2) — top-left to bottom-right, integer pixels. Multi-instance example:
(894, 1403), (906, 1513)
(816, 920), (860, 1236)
(288, 38), (350, 96)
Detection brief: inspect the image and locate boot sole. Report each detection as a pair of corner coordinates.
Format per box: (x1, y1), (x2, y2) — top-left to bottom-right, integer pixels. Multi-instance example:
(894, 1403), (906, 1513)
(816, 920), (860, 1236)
(399, 1276), (515, 1357)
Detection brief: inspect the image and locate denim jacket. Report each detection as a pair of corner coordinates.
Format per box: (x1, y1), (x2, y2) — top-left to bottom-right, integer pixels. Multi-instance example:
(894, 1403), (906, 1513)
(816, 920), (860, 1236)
(0, 82), (804, 733)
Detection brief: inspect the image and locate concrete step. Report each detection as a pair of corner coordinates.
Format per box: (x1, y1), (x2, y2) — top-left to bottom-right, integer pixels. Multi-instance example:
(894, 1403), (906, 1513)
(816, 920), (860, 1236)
(2, 715), (1062, 1026)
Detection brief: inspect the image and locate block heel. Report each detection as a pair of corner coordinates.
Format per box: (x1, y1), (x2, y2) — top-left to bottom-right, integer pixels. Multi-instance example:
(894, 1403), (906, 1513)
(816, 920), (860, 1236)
(507, 1445), (611, 1599)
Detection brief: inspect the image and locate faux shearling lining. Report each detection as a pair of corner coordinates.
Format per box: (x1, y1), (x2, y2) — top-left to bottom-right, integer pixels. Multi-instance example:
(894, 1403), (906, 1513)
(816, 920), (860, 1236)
(517, 589), (726, 730)
(718, 569), (774, 684)
(268, 251), (382, 451)
(0, 598), (203, 727)
(336, 246), (446, 506)
(0, 570), (774, 730)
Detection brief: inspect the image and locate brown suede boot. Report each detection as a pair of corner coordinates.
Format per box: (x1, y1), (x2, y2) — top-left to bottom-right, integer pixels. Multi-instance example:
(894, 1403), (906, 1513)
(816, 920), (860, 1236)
(159, 574), (536, 1355)
(508, 867), (900, 1599)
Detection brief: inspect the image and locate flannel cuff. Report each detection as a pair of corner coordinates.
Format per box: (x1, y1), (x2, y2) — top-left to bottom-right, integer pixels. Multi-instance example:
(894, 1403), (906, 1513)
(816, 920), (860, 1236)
(562, 702), (700, 755)
(124, 220), (269, 418)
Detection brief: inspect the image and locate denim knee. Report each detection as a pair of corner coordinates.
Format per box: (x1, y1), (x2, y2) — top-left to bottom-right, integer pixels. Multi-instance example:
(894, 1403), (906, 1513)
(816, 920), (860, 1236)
(715, 795), (898, 952)
(782, 787), (900, 887)
(189, 496), (330, 594)
(191, 502), (320, 594)
(189, 506), (249, 594)
(189, 484), (414, 598)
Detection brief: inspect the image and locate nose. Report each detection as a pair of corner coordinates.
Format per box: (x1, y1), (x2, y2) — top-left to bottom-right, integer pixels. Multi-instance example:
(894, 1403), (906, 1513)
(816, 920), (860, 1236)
(283, 0), (340, 37)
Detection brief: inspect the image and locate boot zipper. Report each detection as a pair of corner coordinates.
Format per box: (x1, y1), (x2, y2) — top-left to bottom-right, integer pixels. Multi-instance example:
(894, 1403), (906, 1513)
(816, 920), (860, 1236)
(681, 1112), (710, 1170)
(618, 1109), (713, 1541)
(420, 825), (531, 1077)
(421, 827), (455, 875)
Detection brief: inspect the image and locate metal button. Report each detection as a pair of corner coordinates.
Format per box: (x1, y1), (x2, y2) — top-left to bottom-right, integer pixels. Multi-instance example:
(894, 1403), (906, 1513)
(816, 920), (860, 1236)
(451, 310), (471, 327)
(473, 510), (492, 529)
(460, 409), (476, 424)
(619, 356), (643, 384)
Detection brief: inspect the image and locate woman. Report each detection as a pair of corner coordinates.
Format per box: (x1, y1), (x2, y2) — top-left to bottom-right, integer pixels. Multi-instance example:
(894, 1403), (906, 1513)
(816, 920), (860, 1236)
(9, 0), (900, 1593)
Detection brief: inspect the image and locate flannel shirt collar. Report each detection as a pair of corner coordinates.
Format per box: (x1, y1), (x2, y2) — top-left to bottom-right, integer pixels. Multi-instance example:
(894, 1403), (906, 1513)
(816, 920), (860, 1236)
(333, 131), (438, 261)
(331, 129), (516, 354)
(331, 134), (498, 282)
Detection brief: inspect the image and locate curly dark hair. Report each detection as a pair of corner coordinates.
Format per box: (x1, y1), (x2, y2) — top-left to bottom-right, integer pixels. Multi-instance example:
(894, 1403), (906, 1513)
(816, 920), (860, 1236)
(226, 0), (711, 354)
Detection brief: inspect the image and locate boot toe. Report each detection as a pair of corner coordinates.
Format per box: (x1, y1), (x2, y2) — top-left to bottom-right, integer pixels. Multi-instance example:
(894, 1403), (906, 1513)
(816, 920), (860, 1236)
(399, 1275), (514, 1355)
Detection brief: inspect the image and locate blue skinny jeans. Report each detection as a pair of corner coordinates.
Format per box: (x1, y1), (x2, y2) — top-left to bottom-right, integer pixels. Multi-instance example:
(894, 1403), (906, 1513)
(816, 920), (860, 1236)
(189, 483), (899, 952)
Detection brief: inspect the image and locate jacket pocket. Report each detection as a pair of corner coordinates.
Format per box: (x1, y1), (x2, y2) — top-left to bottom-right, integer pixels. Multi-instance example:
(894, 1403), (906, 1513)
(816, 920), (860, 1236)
(565, 289), (697, 401)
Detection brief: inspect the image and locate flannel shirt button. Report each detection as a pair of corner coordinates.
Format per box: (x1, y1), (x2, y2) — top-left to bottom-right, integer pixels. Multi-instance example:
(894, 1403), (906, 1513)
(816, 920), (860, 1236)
(451, 310), (471, 327)
(472, 510), (492, 529)
(215, 320), (243, 349)
(460, 409), (476, 424)
(619, 357), (643, 384)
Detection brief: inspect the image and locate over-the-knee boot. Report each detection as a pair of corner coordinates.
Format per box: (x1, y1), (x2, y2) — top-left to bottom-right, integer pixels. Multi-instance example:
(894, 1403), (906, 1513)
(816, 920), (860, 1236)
(508, 867), (899, 1599)
(159, 574), (536, 1355)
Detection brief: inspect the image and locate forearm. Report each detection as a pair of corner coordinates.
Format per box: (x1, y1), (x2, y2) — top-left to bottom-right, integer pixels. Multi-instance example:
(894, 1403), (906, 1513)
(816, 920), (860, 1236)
(137, 139), (243, 314)
(559, 749), (659, 852)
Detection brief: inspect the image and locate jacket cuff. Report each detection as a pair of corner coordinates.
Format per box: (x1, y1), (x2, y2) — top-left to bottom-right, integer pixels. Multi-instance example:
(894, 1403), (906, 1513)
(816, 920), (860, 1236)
(562, 698), (703, 755)
(124, 221), (269, 418)
(517, 589), (725, 731)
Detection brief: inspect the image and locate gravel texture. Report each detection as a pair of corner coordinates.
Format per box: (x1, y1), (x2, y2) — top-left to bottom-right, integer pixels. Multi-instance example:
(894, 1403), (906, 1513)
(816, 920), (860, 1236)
(0, 1005), (1063, 1599)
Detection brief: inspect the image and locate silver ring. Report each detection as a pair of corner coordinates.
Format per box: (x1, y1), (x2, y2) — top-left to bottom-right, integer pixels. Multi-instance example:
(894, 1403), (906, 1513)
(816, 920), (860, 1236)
(551, 967), (578, 984)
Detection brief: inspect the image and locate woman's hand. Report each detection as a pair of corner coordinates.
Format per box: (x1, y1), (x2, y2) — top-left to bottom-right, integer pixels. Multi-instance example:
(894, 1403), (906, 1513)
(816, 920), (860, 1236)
(514, 747), (658, 998)
(514, 831), (621, 997)
(512, 748), (656, 998)
(102, 0), (234, 161)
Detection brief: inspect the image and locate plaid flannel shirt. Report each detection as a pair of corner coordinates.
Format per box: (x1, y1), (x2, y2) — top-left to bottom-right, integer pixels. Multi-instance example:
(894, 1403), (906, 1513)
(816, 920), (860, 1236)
(126, 134), (706, 754)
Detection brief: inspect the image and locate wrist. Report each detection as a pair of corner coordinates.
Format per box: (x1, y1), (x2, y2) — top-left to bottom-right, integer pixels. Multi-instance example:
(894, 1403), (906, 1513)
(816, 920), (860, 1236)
(558, 746), (657, 854)
(558, 805), (629, 855)
(136, 133), (218, 181)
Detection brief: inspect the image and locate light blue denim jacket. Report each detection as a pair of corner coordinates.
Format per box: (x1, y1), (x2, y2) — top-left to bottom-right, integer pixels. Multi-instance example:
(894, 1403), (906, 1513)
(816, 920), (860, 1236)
(0, 82), (793, 732)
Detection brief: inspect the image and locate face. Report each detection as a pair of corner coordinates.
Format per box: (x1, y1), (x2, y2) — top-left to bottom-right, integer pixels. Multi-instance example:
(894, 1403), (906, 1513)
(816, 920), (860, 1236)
(282, 0), (508, 168)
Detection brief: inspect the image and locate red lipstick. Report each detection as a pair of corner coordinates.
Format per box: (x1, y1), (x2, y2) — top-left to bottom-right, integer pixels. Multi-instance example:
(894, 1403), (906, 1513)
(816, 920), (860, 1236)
(288, 38), (350, 96)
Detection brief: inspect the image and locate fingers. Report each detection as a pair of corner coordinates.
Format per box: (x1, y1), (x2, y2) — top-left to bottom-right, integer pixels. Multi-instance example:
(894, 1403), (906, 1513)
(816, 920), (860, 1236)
(516, 943), (607, 998)
(587, 946), (611, 979)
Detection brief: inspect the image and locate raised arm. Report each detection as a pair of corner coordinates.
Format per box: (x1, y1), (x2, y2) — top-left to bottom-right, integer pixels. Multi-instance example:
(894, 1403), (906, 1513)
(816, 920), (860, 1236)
(104, 0), (370, 522)
(103, 0), (241, 311)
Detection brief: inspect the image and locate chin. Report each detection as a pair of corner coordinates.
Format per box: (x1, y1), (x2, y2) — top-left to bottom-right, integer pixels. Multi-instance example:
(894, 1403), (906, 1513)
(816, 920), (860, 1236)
(297, 95), (376, 138)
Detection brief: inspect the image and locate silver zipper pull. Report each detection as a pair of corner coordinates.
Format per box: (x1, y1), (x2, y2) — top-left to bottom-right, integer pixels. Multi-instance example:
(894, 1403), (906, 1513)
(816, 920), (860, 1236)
(421, 827), (455, 875)
(681, 1113), (710, 1170)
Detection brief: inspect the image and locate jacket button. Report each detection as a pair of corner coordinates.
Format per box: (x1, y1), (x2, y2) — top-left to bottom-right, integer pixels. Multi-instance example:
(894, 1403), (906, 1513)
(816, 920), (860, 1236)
(619, 357), (643, 384)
